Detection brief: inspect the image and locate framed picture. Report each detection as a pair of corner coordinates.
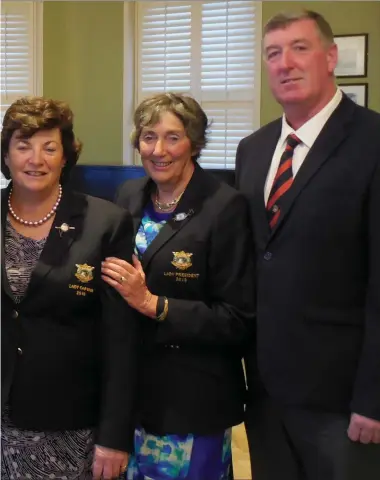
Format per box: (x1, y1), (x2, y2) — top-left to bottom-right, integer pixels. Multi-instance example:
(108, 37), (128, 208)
(334, 34), (368, 78)
(339, 83), (368, 108)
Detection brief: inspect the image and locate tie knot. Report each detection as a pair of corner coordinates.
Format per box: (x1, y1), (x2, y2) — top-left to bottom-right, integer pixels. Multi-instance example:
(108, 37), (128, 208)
(287, 133), (301, 149)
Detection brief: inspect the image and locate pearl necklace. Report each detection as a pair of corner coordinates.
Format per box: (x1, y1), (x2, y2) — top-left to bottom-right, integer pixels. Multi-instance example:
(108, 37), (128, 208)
(154, 191), (184, 212)
(8, 185), (63, 227)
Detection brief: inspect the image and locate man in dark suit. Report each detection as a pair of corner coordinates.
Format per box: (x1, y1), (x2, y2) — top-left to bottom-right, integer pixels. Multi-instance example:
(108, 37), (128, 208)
(235, 10), (380, 480)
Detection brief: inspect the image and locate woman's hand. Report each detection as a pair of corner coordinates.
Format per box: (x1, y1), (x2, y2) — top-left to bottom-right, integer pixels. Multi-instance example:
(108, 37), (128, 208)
(92, 445), (129, 479)
(101, 254), (158, 318)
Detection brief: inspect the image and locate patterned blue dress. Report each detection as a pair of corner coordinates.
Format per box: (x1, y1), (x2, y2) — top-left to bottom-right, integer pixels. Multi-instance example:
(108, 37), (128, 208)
(129, 202), (233, 480)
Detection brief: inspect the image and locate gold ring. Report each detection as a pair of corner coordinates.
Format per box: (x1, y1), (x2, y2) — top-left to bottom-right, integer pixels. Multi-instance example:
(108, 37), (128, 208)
(120, 275), (126, 284)
(120, 464), (128, 472)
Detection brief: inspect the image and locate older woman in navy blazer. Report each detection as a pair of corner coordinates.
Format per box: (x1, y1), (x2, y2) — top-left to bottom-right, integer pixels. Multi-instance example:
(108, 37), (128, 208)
(102, 93), (255, 480)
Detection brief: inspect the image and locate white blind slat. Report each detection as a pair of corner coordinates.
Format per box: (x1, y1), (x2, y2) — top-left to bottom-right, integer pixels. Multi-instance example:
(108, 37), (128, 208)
(138, 3), (192, 93)
(200, 103), (255, 169)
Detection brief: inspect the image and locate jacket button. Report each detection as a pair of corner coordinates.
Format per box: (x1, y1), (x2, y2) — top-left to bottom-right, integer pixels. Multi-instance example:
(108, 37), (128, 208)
(264, 252), (272, 260)
(17, 347), (23, 355)
(12, 310), (19, 319)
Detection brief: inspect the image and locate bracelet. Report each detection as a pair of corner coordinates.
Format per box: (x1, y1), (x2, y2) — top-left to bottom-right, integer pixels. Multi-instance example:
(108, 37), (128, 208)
(156, 296), (169, 322)
(156, 296), (165, 317)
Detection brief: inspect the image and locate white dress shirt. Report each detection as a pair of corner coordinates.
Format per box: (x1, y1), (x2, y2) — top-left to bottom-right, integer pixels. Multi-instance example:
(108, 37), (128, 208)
(264, 88), (343, 204)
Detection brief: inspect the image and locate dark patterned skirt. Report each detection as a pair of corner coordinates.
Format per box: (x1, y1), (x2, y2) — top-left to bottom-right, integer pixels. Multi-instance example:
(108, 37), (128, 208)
(1, 406), (93, 480)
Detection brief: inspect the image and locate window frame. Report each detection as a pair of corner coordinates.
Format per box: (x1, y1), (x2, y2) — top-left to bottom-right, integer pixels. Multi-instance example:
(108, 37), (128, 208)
(123, 0), (262, 169)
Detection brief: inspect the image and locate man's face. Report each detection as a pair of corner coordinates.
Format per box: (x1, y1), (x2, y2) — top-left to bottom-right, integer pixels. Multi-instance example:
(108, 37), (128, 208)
(263, 19), (337, 108)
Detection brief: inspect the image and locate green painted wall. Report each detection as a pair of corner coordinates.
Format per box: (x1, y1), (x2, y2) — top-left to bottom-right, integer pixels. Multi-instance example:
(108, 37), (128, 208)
(43, 1), (380, 165)
(261, 1), (380, 125)
(43, 1), (124, 165)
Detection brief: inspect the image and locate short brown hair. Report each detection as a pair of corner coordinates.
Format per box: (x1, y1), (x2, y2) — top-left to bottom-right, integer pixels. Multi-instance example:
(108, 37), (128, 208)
(1, 96), (82, 182)
(264, 10), (334, 46)
(131, 92), (210, 162)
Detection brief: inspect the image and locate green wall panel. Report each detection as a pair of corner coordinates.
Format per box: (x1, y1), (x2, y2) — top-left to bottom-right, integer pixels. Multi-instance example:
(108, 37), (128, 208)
(43, 1), (124, 165)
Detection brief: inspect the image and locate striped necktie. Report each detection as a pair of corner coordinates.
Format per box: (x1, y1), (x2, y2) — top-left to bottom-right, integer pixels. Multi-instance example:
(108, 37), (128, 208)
(267, 133), (301, 229)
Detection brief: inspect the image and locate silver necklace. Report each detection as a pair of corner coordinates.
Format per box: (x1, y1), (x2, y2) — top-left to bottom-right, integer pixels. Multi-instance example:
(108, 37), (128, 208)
(154, 190), (184, 212)
(8, 185), (63, 227)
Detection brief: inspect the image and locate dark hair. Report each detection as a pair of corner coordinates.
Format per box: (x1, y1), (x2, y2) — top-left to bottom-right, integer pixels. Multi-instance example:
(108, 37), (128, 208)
(1, 96), (82, 182)
(264, 10), (334, 46)
(131, 92), (210, 162)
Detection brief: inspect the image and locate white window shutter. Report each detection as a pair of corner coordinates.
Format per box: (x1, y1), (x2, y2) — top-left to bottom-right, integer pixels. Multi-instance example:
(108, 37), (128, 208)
(202, 104), (255, 169)
(200, 1), (257, 102)
(136, 1), (261, 170)
(137, 2), (192, 94)
(0, 1), (37, 122)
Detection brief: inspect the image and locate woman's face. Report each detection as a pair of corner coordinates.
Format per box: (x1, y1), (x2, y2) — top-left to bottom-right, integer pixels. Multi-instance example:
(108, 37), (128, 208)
(138, 111), (196, 188)
(5, 128), (65, 194)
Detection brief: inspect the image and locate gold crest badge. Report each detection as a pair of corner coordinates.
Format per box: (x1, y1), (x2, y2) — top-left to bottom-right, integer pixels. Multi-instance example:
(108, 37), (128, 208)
(171, 251), (193, 271)
(75, 264), (95, 283)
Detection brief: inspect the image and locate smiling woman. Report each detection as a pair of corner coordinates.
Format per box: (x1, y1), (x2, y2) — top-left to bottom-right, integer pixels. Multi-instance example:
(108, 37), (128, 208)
(1, 97), (81, 238)
(1, 96), (139, 479)
(101, 92), (256, 480)
(130, 93), (209, 209)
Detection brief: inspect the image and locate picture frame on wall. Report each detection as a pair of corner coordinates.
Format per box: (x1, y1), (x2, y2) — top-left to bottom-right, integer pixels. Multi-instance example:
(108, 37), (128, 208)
(339, 83), (368, 108)
(334, 34), (368, 78)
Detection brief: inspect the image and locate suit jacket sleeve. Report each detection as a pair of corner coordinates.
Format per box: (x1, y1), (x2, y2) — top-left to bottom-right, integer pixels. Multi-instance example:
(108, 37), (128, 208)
(156, 193), (256, 348)
(234, 138), (264, 398)
(114, 182), (125, 204)
(351, 157), (380, 420)
(96, 210), (139, 452)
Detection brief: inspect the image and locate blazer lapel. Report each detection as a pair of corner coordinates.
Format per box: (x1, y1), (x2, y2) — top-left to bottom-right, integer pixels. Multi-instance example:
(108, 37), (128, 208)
(23, 190), (86, 299)
(128, 178), (152, 235)
(141, 164), (209, 271)
(252, 121), (282, 247)
(270, 95), (356, 238)
(1, 186), (14, 299)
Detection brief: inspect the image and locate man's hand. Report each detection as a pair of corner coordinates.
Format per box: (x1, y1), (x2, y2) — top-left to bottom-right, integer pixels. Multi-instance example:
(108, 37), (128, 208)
(93, 445), (129, 479)
(347, 413), (380, 444)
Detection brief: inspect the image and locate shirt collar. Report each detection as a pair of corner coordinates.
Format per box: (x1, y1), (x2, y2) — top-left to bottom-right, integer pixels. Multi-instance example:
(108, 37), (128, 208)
(279, 88), (343, 149)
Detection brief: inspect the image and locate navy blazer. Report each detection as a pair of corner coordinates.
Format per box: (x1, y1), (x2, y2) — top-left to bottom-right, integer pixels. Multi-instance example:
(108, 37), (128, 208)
(115, 164), (256, 435)
(1, 187), (139, 452)
(236, 95), (380, 421)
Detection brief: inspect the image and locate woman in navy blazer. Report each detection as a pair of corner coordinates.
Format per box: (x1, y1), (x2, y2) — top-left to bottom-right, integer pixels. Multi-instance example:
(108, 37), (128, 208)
(102, 93), (255, 480)
(1, 97), (138, 480)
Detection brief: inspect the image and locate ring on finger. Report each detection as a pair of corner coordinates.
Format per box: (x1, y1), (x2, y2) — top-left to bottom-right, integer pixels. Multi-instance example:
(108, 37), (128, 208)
(119, 275), (126, 284)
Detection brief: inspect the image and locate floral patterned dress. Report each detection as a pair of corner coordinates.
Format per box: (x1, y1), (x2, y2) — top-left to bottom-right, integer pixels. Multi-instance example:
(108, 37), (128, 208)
(128, 203), (233, 480)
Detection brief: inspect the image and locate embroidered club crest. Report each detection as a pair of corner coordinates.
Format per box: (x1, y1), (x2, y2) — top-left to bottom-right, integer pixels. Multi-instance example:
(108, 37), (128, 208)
(171, 251), (193, 271)
(75, 264), (94, 283)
